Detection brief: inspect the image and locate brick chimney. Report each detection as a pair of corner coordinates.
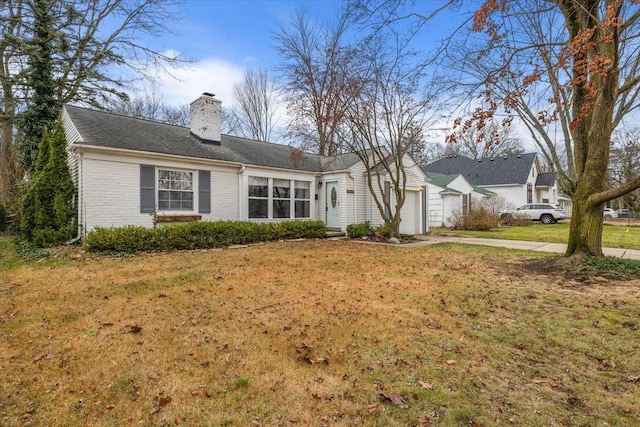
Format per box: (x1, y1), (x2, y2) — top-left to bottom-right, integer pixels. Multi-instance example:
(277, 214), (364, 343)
(189, 92), (222, 144)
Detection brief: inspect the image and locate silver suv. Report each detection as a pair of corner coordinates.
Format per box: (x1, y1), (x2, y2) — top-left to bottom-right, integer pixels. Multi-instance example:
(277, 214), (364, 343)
(500, 204), (567, 224)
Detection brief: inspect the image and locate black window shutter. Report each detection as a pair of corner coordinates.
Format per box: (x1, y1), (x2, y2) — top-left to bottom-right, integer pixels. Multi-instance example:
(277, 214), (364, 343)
(199, 170), (211, 213)
(140, 164), (155, 213)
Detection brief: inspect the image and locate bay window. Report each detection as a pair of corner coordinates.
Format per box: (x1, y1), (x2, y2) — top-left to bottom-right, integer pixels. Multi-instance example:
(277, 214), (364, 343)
(295, 181), (310, 218)
(272, 179), (291, 218)
(248, 176), (312, 219)
(248, 176), (269, 218)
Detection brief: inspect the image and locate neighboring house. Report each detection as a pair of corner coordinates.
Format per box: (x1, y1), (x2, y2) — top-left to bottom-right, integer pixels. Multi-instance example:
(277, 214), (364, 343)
(557, 193), (573, 218)
(425, 172), (496, 227)
(62, 93), (429, 236)
(423, 153), (561, 211)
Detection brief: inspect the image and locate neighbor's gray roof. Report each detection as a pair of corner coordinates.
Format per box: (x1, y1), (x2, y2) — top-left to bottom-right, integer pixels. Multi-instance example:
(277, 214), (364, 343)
(64, 104), (356, 173)
(426, 172), (496, 196)
(535, 172), (556, 187)
(423, 153), (539, 186)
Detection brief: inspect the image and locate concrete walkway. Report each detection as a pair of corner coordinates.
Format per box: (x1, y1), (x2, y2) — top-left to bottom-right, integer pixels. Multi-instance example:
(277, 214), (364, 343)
(407, 235), (640, 260)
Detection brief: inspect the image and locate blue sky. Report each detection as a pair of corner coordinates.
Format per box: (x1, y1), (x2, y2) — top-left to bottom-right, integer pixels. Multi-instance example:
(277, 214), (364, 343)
(143, 0), (348, 107)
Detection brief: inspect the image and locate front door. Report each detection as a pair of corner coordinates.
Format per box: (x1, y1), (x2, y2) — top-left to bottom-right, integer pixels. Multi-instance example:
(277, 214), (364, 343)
(325, 181), (340, 228)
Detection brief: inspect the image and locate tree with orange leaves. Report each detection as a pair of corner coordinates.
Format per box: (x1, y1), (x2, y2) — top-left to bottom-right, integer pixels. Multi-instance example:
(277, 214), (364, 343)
(449, 0), (640, 257)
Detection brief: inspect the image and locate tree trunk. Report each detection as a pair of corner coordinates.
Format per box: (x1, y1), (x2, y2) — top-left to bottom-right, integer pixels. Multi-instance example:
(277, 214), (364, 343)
(566, 191), (604, 257)
(0, 120), (16, 203)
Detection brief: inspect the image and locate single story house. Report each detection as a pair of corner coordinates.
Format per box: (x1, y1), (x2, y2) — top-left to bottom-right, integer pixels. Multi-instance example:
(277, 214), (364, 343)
(62, 93), (429, 236)
(423, 153), (561, 211)
(425, 172), (496, 227)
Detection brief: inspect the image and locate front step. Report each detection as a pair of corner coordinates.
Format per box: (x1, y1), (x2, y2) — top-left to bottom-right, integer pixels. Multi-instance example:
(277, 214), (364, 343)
(326, 230), (346, 238)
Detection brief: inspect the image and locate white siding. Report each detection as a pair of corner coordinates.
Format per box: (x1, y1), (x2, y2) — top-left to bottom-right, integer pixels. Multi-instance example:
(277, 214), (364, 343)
(481, 184), (527, 208)
(427, 185), (446, 227)
(77, 150), (242, 234)
(346, 152), (427, 233)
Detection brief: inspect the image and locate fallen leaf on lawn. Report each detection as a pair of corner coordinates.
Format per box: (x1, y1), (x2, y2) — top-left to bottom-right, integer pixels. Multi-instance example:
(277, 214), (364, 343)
(190, 390), (199, 397)
(419, 381), (433, 390)
(104, 404), (115, 413)
(379, 392), (409, 409)
(531, 378), (544, 384)
(153, 395), (172, 407)
(417, 415), (430, 426)
(628, 375), (640, 382)
(21, 409), (35, 419)
(190, 318), (198, 325)
(446, 359), (456, 365)
(367, 403), (379, 414)
(129, 325), (142, 334)
(175, 415), (184, 424)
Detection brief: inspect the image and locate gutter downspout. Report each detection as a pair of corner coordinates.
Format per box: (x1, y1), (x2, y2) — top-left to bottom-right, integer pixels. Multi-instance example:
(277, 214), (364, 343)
(238, 165), (246, 219)
(348, 171), (357, 224)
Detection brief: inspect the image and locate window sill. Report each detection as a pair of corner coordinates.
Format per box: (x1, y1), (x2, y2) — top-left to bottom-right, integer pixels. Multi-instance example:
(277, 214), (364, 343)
(156, 215), (202, 223)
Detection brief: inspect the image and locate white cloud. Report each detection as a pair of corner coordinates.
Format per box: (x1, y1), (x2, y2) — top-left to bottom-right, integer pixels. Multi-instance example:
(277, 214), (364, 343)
(152, 57), (246, 108)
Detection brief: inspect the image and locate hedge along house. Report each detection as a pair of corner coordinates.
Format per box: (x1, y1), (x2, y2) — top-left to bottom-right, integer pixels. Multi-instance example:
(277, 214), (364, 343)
(62, 93), (429, 236)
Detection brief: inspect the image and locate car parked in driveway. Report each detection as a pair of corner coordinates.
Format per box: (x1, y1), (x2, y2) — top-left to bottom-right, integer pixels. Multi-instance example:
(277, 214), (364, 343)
(499, 203), (567, 224)
(603, 208), (618, 219)
(616, 209), (630, 218)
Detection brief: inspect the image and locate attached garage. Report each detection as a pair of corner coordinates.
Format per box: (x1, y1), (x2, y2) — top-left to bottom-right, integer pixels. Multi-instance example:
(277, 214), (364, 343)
(399, 190), (419, 235)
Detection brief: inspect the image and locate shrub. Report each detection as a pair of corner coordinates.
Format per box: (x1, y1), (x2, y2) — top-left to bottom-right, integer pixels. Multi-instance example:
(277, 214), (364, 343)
(499, 213), (532, 227)
(21, 122), (77, 247)
(376, 223), (391, 238)
(347, 221), (373, 238)
(449, 207), (499, 231)
(84, 220), (327, 253)
(0, 201), (6, 233)
(462, 207), (499, 231)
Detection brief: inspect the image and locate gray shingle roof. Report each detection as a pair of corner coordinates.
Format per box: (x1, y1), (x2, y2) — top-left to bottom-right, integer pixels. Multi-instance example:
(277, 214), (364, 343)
(64, 105), (344, 173)
(426, 172), (496, 196)
(423, 153), (538, 186)
(535, 172), (555, 187)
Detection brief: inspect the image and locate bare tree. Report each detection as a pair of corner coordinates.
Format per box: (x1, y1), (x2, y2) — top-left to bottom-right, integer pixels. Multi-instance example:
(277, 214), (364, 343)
(609, 127), (640, 212)
(232, 68), (278, 142)
(446, 121), (524, 159)
(0, 0), (186, 202)
(111, 85), (190, 126)
(274, 8), (353, 155)
(220, 107), (242, 136)
(445, 0), (640, 256)
(340, 35), (438, 238)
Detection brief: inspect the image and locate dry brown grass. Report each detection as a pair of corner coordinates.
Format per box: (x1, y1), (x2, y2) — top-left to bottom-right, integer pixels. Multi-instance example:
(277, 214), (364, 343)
(1, 239), (640, 426)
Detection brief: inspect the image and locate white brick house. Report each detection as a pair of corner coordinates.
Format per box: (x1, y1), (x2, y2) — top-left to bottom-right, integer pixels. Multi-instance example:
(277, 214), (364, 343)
(63, 93), (429, 236)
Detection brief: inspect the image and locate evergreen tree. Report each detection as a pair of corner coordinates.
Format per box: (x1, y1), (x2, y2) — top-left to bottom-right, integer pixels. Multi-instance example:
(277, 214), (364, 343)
(18, 0), (60, 172)
(21, 121), (76, 247)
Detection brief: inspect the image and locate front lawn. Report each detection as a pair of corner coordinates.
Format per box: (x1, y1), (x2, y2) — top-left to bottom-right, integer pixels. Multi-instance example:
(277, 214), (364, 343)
(433, 222), (640, 249)
(1, 238), (639, 426)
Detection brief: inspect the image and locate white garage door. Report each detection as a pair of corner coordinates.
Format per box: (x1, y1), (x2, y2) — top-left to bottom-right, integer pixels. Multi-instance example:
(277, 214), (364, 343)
(400, 191), (417, 235)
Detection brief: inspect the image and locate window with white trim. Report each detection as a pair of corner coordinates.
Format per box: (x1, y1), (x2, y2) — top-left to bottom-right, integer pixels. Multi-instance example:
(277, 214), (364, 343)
(295, 181), (311, 218)
(158, 169), (194, 211)
(248, 176), (269, 218)
(272, 179), (291, 218)
(248, 176), (312, 219)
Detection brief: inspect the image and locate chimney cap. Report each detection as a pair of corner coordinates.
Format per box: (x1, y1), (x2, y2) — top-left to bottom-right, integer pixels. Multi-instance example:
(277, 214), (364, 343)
(202, 92), (215, 97)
